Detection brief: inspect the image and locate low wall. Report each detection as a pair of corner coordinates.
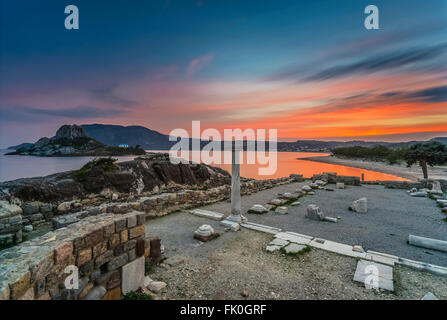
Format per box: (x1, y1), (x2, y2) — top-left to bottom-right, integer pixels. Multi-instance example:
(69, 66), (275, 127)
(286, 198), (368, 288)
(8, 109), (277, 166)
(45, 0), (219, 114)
(0, 211), (149, 300)
(363, 179), (447, 191)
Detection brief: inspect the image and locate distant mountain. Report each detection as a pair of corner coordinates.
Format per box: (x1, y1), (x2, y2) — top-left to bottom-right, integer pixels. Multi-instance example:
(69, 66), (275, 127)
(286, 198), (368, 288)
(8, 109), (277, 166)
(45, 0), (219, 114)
(6, 125), (145, 157)
(81, 124), (175, 150)
(8, 123), (446, 152)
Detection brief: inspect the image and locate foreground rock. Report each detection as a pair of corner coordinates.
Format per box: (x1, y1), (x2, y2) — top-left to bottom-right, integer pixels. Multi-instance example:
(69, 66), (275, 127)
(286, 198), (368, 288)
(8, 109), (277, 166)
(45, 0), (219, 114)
(0, 153), (231, 202)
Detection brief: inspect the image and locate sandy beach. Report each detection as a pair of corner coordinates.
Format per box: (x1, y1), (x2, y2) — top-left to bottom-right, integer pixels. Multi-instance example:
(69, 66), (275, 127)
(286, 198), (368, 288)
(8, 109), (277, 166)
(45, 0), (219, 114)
(299, 156), (447, 181)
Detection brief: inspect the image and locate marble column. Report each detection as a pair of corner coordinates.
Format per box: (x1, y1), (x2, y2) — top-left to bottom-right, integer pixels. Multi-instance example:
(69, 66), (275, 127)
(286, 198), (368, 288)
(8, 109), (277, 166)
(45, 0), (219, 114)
(227, 144), (246, 223)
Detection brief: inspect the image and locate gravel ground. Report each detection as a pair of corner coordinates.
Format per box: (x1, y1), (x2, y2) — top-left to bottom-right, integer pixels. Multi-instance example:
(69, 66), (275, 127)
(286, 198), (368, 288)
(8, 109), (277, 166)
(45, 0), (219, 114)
(202, 183), (447, 267)
(144, 213), (447, 300)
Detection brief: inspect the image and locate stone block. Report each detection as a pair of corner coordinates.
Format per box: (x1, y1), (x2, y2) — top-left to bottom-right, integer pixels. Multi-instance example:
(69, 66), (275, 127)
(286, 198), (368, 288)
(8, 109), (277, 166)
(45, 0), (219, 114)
(350, 198), (367, 213)
(121, 256), (145, 294)
(9, 270), (31, 300)
(84, 286), (107, 300)
(93, 241), (108, 258)
(306, 204), (324, 221)
(108, 233), (121, 250)
(102, 287), (121, 300)
(94, 250), (114, 268)
(129, 225), (145, 239)
(76, 248), (92, 266)
(54, 242), (74, 265)
(283, 243), (306, 254)
(115, 218), (126, 232)
(120, 230), (128, 243)
(107, 253), (129, 271)
(127, 215), (137, 228)
(353, 260), (394, 291)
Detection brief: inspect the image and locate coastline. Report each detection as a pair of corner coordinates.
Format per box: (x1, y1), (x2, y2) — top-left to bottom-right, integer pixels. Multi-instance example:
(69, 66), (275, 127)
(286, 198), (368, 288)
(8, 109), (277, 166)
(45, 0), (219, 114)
(298, 155), (447, 182)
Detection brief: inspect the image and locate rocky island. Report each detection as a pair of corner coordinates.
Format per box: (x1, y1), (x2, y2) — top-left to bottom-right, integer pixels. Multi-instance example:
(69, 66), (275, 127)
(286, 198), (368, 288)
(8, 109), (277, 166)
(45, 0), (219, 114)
(6, 125), (146, 157)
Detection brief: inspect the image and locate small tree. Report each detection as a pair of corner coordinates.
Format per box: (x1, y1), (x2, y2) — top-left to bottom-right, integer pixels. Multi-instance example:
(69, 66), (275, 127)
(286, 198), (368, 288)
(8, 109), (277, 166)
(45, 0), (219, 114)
(403, 142), (447, 179)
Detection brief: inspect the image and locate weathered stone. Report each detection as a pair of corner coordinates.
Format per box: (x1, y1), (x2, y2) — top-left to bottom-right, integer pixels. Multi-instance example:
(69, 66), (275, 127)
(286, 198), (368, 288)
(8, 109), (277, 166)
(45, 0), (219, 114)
(147, 280), (166, 293)
(136, 239), (145, 257)
(275, 206), (288, 214)
(410, 191), (427, 197)
(18, 287), (34, 300)
(23, 202), (40, 215)
(283, 243), (306, 254)
(121, 256), (144, 294)
(76, 249), (92, 266)
(106, 271), (121, 290)
(120, 230), (129, 243)
(301, 185), (312, 192)
(0, 201), (23, 219)
(115, 218), (126, 233)
(306, 204), (324, 221)
(408, 234), (447, 253)
(266, 245), (281, 252)
(57, 201), (73, 213)
(127, 215), (137, 228)
(54, 242), (74, 265)
(40, 203), (53, 213)
(149, 237), (162, 263)
(107, 253), (128, 271)
(421, 292), (439, 300)
(128, 225), (145, 239)
(350, 198), (368, 213)
(102, 287), (121, 300)
(9, 270), (31, 300)
(164, 255), (185, 267)
(24, 225), (33, 232)
(336, 182), (345, 189)
(34, 278), (46, 298)
(0, 282), (10, 300)
(93, 241), (108, 258)
(79, 261), (94, 276)
(84, 286), (107, 300)
(220, 219), (240, 231)
(269, 198), (284, 206)
(83, 229), (104, 248)
(248, 204), (268, 214)
(108, 233), (121, 250)
(128, 249), (137, 261)
(95, 250), (114, 268)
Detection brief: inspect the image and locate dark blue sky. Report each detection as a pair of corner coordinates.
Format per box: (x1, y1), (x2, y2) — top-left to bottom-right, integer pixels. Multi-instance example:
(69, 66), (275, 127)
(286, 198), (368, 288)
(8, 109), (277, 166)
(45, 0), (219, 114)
(1, 0), (446, 146)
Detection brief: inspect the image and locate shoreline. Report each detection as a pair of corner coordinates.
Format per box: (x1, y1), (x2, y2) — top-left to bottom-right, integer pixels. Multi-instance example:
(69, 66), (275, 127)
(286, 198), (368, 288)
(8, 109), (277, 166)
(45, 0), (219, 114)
(298, 155), (447, 182)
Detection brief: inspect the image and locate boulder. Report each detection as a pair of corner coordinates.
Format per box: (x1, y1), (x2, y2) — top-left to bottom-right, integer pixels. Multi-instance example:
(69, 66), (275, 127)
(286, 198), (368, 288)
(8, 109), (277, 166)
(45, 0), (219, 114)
(275, 206), (288, 214)
(0, 201), (23, 218)
(301, 185), (312, 192)
(350, 198), (367, 213)
(269, 198), (284, 206)
(283, 243), (306, 254)
(248, 204), (268, 214)
(306, 204), (324, 221)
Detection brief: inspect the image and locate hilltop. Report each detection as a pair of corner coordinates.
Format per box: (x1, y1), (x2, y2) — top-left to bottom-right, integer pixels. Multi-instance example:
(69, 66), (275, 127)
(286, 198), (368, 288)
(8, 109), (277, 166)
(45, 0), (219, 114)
(6, 125), (145, 157)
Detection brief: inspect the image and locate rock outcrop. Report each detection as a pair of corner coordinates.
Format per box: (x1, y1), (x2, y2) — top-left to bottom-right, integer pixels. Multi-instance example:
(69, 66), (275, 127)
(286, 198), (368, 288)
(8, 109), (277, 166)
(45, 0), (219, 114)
(6, 124), (145, 157)
(0, 153), (231, 202)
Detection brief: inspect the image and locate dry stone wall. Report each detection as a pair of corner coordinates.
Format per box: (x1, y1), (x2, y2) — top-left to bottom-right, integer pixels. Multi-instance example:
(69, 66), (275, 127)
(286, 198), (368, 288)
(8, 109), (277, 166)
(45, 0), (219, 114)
(0, 211), (149, 300)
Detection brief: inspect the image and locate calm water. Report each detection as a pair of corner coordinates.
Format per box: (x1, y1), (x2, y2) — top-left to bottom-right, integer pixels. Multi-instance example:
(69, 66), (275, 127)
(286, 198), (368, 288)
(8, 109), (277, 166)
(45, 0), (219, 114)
(0, 149), (407, 182)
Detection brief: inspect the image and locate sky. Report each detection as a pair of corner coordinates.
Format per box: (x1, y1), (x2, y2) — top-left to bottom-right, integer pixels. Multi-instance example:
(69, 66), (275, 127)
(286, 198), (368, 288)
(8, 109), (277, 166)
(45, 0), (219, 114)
(0, 0), (446, 147)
